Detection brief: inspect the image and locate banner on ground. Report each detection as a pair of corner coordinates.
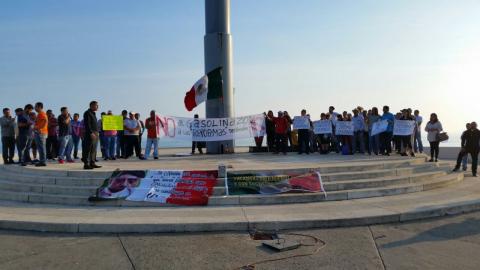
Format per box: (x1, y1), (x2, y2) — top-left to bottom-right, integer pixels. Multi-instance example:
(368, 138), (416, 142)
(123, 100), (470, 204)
(102, 115), (124, 131)
(90, 170), (218, 206)
(371, 120), (388, 136)
(393, 120), (416, 136)
(227, 171), (326, 196)
(157, 114), (266, 142)
(293, 116), (311, 130)
(334, 121), (354, 136)
(313, 120), (332, 134)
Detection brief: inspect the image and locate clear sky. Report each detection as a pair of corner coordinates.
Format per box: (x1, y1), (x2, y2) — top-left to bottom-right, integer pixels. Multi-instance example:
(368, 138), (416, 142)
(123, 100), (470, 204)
(1, 0), (479, 138)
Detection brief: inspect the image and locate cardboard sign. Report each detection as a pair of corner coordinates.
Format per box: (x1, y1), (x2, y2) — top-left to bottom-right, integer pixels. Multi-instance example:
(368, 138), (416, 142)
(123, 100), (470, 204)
(313, 120), (333, 134)
(371, 120), (388, 136)
(293, 116), (311, 130)
(102, 115), (124, 131)
(393, 120), (416, 136)
(334, 121), (354, 136)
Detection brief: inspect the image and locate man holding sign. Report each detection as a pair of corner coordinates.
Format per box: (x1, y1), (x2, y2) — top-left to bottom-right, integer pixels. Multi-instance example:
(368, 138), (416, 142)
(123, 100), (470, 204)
(294, 109), (311, 154)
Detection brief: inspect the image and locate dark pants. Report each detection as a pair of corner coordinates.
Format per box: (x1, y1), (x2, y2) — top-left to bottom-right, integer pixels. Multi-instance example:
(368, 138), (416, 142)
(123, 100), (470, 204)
(429, 141), (440, 160)
(192, 141), (205, 154)
(456, 150), (478, 175)
(16, 135), (30, 164)
(126, 135), (141, 158)
(118, 132), (126, 158)
(266, 132), (275, 152)
(46, 135), (58, 159)
(298, 129), (310, 154)
(82, 135), (98, 166)
(287, 130), (293, 147)
(72, 135), (80, 158)
(401, 135), (412, 152)
(380, 132), (393, 154)
(275, 133), (288, 154)
(2, 136), (15, 163)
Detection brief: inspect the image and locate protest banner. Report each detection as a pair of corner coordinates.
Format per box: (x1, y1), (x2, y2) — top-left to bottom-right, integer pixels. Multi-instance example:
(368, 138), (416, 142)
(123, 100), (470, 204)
(371, 120), (388, 136)
(227, 171), (326, 196)
(157, 114), (266, 142)
(313, 120), (332, 134)
(293, 116), (311, 130)
(102, 115), (124, 131)
(90, 170), (218, 206)
(334, 121), (354, 136)
(393, 120), (416, 136)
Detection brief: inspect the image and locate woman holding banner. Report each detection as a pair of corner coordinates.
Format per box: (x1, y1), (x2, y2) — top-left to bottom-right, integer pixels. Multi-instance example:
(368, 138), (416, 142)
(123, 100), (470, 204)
(425, 113), (443, 162)
(368, 107), (381, 155)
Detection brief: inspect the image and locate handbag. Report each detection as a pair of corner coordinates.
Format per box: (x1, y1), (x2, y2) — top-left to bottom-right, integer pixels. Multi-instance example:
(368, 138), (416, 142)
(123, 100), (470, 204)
(437, 132), (449, 142)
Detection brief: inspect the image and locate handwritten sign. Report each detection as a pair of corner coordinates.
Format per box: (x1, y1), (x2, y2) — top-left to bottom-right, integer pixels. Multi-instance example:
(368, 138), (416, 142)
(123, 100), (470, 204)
(393, 120), (416, 136)
(157, 114), (266, 142)
(102, 115), (124, 131)
(334, 121), (354, 136)
(371, 120), (388, 136)
(313, 120), (332, 134)
(293, 116), (311, 130)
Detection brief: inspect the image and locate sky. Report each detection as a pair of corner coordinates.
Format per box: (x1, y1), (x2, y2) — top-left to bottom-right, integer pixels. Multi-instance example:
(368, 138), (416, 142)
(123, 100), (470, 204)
(1, 0), (479, 141)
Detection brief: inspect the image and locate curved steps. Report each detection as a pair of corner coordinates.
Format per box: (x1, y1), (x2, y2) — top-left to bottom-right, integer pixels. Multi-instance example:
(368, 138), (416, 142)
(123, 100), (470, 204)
(0, 157), (462, 207)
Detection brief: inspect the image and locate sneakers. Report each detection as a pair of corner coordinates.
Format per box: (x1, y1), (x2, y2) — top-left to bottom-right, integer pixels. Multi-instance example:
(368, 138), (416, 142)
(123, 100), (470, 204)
(35, 163), (46, 167)
(58, 159), (65, 164)
(154, 157), (158, 160)
(452, 167), (460, 172)
(83, 165), (93, 170)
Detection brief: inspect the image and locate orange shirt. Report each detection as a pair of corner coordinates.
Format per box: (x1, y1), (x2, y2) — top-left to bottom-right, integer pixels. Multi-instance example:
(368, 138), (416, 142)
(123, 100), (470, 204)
(35, 111), (48, 135)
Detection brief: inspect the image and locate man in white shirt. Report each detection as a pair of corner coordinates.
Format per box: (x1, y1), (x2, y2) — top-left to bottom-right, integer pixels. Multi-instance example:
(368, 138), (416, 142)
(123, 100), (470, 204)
(124, 112), (145, 160)
(414, 110), (423, 153)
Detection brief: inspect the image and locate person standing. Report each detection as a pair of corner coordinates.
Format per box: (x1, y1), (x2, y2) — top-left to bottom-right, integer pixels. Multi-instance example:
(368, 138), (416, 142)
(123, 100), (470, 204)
(284, 111), (293, 148)
(414, 110), (424, 153)
(46, 110), (58, 160)
(352, 109), (366, 154)
(82, 101), (101, 170)
(265, 111), (275, 152)
(453, 122), (480, 176)
(14, 108), (27, 165)
(380, 106), (395, 156)
(0, 108), (16, 164)
(33, 102), (48, 167)
(191, 114), (205, 154)
(57, 107), (74, 164)
(124, 112), (145, 159)
(116, 110), (128, 158)
(297, 109), (311, 155)
(102, 111), (117, 161)
(135, 113), (145, 149)
(267, 111), (289, 155)
(145, 110), (163, 159)
(367, 107), (381, 155)
(71, 113), (82, 159)
(425, 113), (443, 162)
(399, 109), (415, 157)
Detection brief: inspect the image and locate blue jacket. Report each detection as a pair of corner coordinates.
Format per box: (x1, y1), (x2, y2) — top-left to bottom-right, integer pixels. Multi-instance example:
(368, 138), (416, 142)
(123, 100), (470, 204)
(381, 112), (395, 132)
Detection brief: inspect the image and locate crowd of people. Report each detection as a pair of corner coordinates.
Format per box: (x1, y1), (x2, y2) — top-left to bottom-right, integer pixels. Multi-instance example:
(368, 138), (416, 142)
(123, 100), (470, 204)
(0, 102), (478, 175)
(263, 106), (437, 157)
(0, 101), (189, 170)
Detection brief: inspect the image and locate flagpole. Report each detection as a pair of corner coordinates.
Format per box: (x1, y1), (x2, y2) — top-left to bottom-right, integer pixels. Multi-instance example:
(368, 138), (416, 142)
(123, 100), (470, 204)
(205, 0), (235, 154)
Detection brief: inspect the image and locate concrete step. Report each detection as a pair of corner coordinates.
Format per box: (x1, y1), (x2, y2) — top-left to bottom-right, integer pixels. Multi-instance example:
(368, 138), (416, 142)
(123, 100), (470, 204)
(206, 173), (463, 206)
(0, 174), (475, 234)
(0, 156), (429, 178)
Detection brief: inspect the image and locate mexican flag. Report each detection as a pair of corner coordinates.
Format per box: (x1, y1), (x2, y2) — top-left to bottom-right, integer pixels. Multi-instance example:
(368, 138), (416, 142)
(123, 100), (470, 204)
(184, 67), (223, 111)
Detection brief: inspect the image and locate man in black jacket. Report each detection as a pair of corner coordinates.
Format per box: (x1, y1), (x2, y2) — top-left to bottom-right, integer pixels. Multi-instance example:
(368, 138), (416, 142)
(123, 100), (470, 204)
(453, 122), (480, 176)
(82, 101), (101, 170)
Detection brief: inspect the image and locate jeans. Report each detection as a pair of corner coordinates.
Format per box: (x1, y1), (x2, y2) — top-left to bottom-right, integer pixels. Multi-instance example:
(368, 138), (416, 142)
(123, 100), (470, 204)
(414, 130), (424, 153)
(46, 135), (58, 159)
(34, 133), (47, 163)
(1, 136), (15, 163)
(456, 150), (478, 175)
(352, 131), (365, 154)
(105, 136), (116, 159)
(145, 138), (159, 159)
(58, 135), (74, 161)
(369, 132), (380, 155)
(298, 129), (310, 154)
(275, 133), (288, 154)
(462, 154), (468, 170)
(16, 135), (29, 163)
(72, 135), (80, 158)
(429, 141), (440, 160)
(380, 132), (393, 154)
(125, 135), (141, 158)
